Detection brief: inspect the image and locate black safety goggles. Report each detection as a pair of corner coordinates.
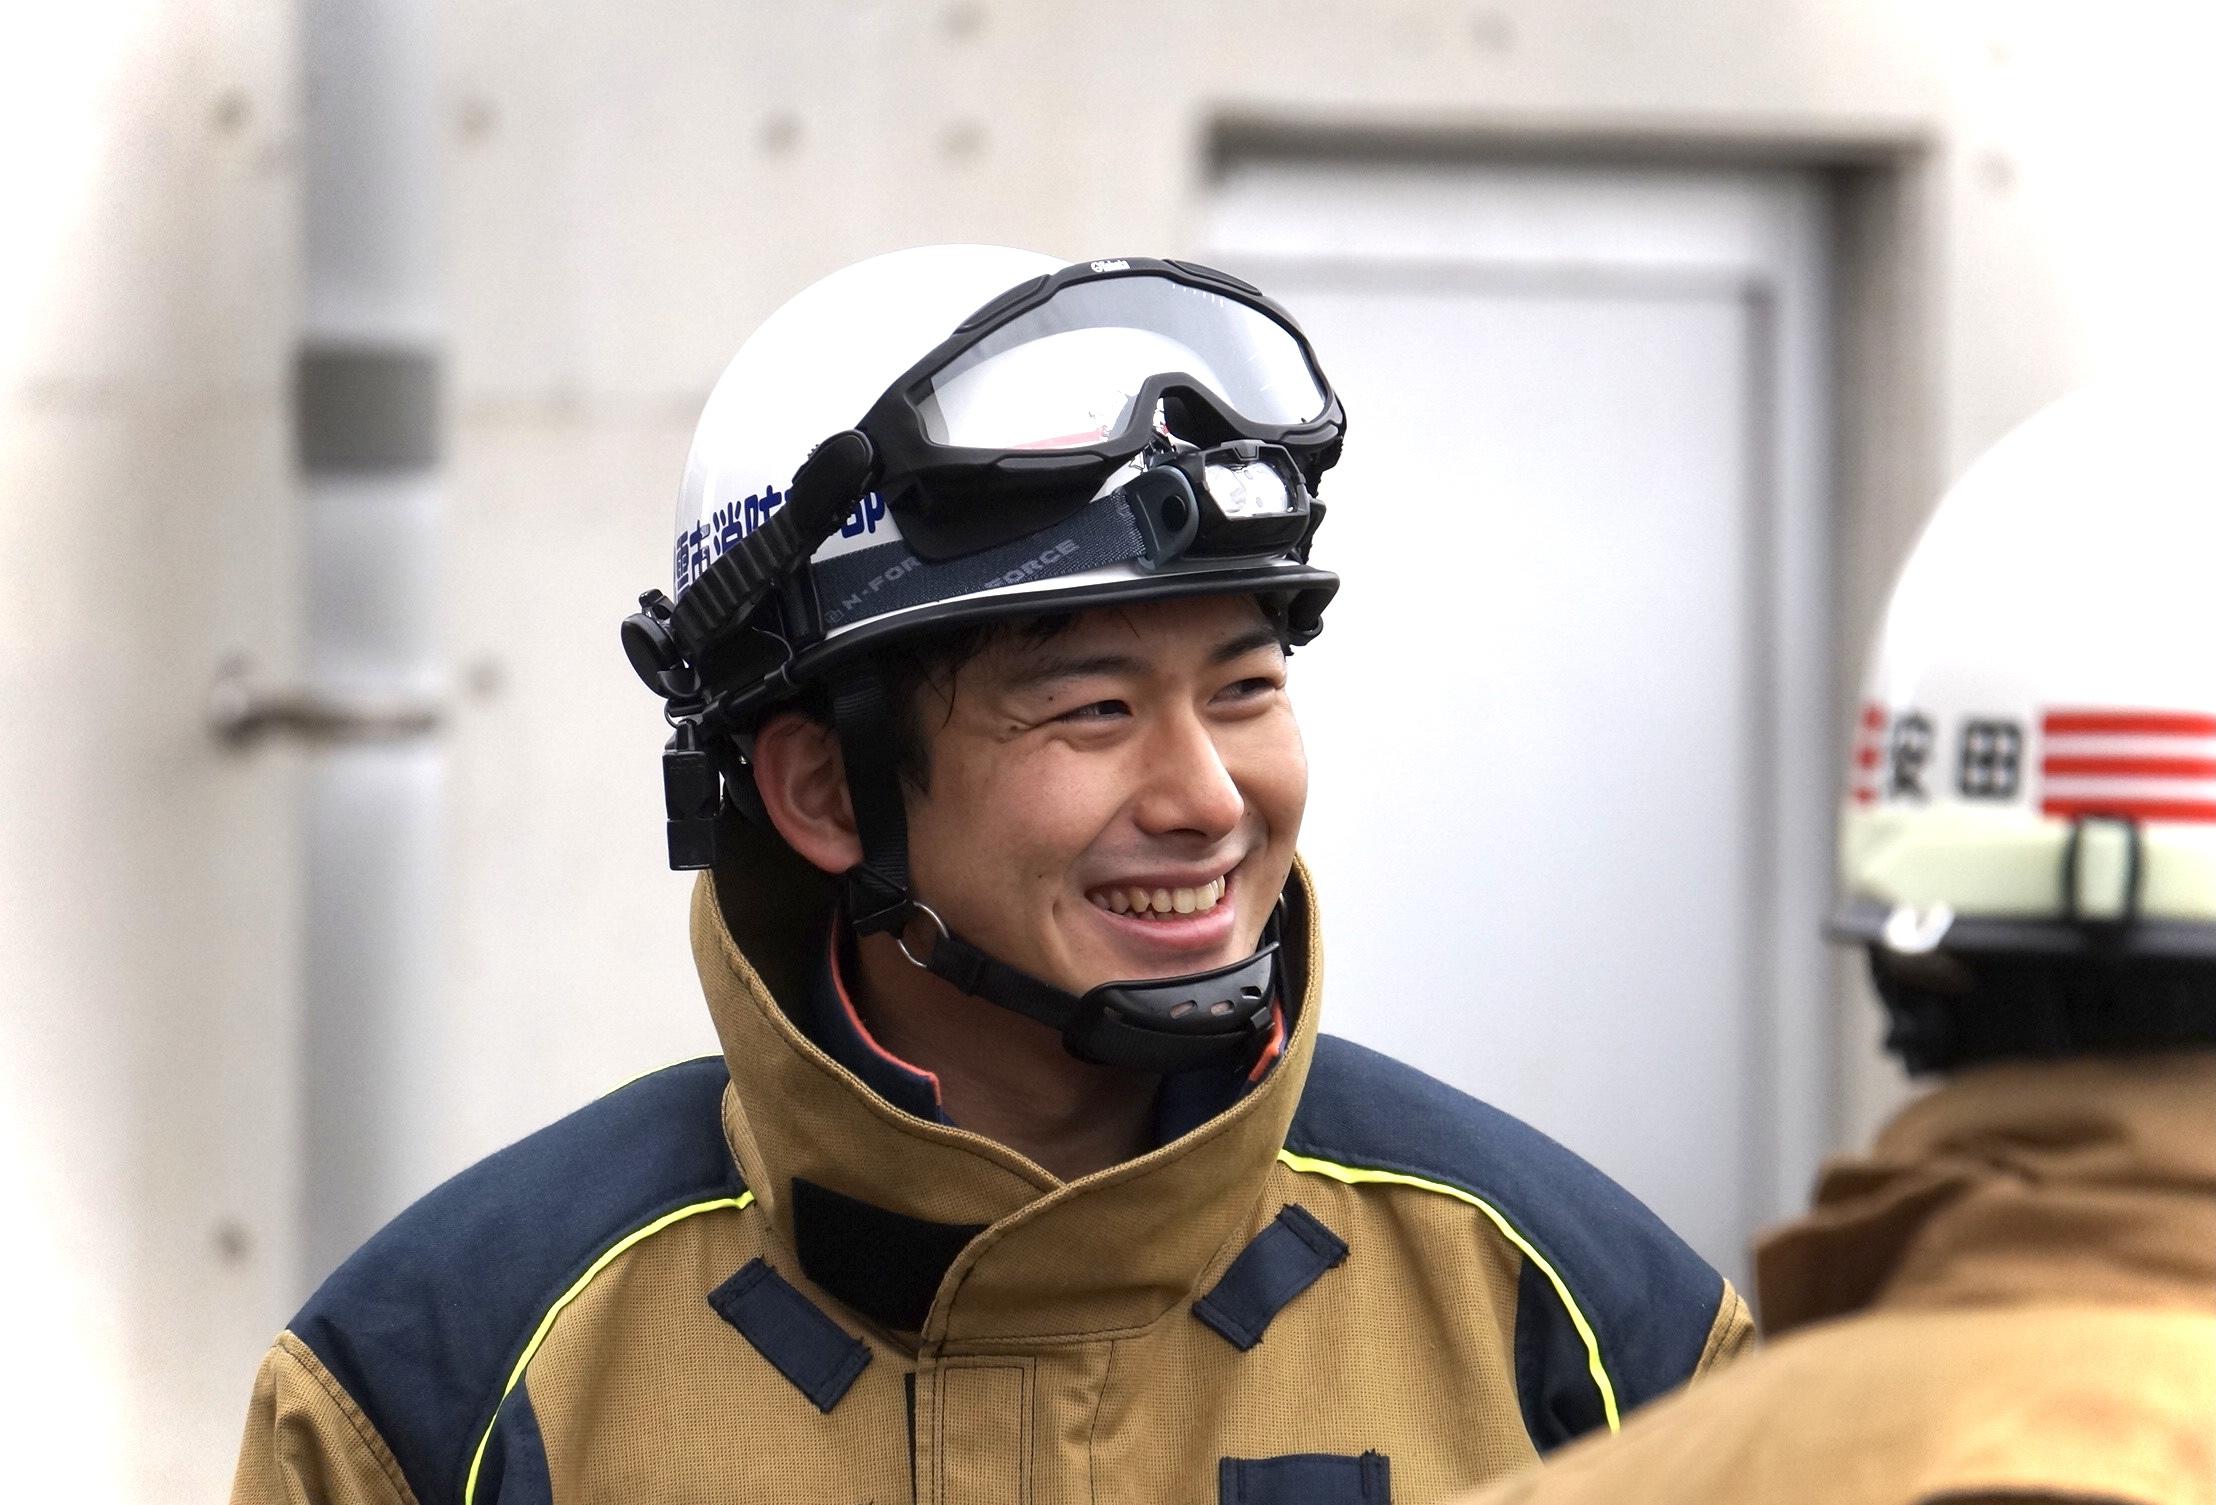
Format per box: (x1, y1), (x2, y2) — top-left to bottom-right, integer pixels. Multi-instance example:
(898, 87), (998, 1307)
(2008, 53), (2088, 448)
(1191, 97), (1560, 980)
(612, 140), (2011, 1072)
(854, 257), (1345, 561)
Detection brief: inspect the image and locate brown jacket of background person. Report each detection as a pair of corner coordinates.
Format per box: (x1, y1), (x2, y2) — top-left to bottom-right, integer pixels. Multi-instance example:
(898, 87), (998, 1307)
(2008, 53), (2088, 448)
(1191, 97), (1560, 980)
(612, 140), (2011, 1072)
(1458, 1050), (2216, 1505)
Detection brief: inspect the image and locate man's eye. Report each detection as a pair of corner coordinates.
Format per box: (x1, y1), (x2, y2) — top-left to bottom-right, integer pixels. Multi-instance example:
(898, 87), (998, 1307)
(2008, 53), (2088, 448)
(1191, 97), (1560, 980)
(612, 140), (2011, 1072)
(1222, 676), (1281, 700)
(1061, 699), (1129, 722)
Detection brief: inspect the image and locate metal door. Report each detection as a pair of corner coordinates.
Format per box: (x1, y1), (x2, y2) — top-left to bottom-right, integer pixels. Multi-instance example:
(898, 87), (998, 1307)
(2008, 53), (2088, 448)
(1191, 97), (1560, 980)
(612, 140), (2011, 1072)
(1210, 162), (1834, 1281)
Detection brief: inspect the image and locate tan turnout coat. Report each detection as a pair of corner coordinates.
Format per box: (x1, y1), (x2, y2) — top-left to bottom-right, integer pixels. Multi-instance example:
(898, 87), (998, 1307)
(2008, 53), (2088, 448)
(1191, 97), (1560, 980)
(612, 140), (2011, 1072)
(1460, 1052), (2216, 1505)
(232, 851), (1750, 1505)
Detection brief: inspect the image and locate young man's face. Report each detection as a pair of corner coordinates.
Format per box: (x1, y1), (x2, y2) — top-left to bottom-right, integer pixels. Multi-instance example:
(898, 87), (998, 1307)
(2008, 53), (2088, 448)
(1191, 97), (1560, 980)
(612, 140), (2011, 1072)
(904, 594), (1306, 996)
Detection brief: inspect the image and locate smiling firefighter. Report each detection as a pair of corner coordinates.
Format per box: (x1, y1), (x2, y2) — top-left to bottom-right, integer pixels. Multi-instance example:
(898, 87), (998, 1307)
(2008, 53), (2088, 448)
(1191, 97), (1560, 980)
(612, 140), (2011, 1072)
(231, 246), (1751, 1505)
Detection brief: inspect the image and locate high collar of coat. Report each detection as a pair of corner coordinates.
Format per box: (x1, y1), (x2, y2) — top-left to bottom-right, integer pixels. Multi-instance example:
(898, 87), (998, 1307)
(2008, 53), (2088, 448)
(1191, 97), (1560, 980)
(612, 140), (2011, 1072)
(1755, 1050), (2216, 1336)
(689, 822), (1323, 1349)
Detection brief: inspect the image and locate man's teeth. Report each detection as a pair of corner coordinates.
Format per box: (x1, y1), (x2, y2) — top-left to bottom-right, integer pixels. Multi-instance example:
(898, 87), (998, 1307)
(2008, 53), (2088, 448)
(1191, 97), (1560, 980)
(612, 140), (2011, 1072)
(1093, 876), (1228, 917)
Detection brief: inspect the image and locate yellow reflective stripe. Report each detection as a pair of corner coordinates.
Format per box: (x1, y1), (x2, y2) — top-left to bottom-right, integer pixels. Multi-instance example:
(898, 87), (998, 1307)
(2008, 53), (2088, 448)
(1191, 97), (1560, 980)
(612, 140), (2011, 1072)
(461, 1191), (755, 1505)
(599, 1059), (698, 1098)
(1275, 1148), (1621, 1432)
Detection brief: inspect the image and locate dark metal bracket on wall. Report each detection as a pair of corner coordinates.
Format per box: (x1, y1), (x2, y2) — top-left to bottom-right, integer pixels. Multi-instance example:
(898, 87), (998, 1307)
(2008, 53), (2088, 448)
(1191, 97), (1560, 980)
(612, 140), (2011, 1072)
(210, 340), (451, 749)
(296, 344), (442, 472)
(207, 662), (444, 748)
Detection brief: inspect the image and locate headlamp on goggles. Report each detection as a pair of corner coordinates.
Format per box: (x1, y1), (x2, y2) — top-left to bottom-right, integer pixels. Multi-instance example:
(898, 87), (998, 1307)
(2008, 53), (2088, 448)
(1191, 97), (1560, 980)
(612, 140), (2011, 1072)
(1119, 440), (1315, 569)
(1205, 452), (1294, 520)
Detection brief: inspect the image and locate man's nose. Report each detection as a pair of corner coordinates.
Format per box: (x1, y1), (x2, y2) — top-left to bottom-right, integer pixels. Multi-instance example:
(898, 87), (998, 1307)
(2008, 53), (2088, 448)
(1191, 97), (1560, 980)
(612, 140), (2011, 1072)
(1132, 705), (1244, 841)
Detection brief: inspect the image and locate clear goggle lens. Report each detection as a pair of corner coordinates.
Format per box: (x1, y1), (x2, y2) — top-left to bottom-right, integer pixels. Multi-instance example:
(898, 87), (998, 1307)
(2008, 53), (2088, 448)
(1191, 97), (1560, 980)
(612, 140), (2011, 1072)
(917, 275), (1327, 452)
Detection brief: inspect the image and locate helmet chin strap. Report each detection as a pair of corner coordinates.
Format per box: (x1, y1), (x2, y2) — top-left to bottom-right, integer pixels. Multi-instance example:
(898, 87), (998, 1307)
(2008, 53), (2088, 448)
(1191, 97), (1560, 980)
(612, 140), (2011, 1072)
(827, 664), (1278, 1074)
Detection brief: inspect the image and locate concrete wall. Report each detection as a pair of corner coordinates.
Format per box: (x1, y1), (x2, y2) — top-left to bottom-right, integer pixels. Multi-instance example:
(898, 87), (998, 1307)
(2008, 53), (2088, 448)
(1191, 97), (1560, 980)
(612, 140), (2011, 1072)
(6, 1), (2214, 1498)
(0, 2), (303, 1499)
(431, 0), (2216, 1176)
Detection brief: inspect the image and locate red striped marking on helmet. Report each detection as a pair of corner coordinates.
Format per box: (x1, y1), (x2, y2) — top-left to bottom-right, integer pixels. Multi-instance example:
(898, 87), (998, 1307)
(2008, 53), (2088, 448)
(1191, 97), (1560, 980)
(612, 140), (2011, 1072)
(2044, 710), (2216, 737)
(2042, 798), (2216, 824)
(2044, 755), (2216, 779)
(1848, 701), (1886, 806)
(2040, 708), (2216, 824)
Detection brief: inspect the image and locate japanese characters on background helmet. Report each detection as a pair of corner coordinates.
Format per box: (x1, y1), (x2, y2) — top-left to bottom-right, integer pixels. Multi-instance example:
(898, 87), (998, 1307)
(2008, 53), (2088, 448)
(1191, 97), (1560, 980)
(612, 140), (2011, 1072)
(1836, 381), (2216, 1071)
(619, 245), (1346, 1074)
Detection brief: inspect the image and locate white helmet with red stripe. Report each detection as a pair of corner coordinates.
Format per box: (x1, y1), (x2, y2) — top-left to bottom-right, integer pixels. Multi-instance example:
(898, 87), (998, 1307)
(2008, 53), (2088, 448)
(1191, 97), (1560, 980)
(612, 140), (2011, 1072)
(1838, 381), (2216, 1070)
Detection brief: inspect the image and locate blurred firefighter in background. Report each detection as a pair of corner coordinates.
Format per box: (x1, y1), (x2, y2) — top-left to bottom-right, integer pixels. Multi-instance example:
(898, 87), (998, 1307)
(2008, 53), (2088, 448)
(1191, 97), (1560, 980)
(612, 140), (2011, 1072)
(1458, 383), (2216, 1505)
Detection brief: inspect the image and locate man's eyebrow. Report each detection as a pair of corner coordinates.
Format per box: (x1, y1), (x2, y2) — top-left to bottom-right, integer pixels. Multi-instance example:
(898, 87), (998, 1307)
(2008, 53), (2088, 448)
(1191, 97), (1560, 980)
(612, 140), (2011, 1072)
(1004, 626), (1285, 690)
(1211, 625), (1289, 665)
(1005, 652), (1149, 691)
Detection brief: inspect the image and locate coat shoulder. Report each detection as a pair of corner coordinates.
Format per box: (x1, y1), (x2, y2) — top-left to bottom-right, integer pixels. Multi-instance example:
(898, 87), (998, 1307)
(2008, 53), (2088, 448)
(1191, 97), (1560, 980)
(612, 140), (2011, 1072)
(1290, 1035), (1727, 1418)
(288, 1056), (742, 1505)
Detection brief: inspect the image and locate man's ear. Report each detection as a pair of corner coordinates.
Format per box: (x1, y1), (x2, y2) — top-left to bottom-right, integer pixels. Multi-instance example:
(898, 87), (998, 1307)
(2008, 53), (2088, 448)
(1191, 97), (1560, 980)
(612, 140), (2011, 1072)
(749, 711), (863, 875)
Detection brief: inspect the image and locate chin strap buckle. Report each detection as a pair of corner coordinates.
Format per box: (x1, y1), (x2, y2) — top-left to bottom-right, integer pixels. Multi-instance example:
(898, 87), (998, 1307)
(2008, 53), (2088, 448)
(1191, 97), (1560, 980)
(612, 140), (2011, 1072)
(1063, 944), (1279, 1073)
(883, 900), (1280, 1073)
(843, 863), (915, 937)
(891, 902), (990, 998)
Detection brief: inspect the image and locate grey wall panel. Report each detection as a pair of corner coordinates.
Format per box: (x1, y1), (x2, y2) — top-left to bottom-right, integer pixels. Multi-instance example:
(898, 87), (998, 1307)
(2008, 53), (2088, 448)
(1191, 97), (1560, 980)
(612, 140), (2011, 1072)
(0, 2), (306, 1496)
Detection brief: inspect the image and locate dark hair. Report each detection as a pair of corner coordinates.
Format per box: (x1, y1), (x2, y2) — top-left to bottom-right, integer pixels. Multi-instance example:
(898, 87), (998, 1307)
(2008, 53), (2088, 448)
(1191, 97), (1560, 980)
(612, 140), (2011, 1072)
(777, 614), (1077, 794)
(872, 614), (1076, 791)
(1870, 945), (2216, 1074)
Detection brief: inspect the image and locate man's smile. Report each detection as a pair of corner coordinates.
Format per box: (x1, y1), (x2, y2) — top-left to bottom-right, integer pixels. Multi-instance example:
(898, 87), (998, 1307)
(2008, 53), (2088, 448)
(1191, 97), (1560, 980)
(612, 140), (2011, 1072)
(1071, 864), (1245, 971)
(1084, 872), (1230, 918)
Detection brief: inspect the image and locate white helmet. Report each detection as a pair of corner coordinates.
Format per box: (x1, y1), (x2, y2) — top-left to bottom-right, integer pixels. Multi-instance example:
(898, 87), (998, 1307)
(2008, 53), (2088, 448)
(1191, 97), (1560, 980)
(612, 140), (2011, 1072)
(625, 245), (1341, 733)
(619, 245), (1347, 1073)
(1838, 381), (2216, 1070)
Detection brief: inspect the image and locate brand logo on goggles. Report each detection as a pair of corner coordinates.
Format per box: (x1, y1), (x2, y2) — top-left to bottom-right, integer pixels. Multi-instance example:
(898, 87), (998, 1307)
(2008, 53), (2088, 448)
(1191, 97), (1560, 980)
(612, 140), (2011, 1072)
(1089, 259), (1130, 273)
(821, 537), (1084, 629)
